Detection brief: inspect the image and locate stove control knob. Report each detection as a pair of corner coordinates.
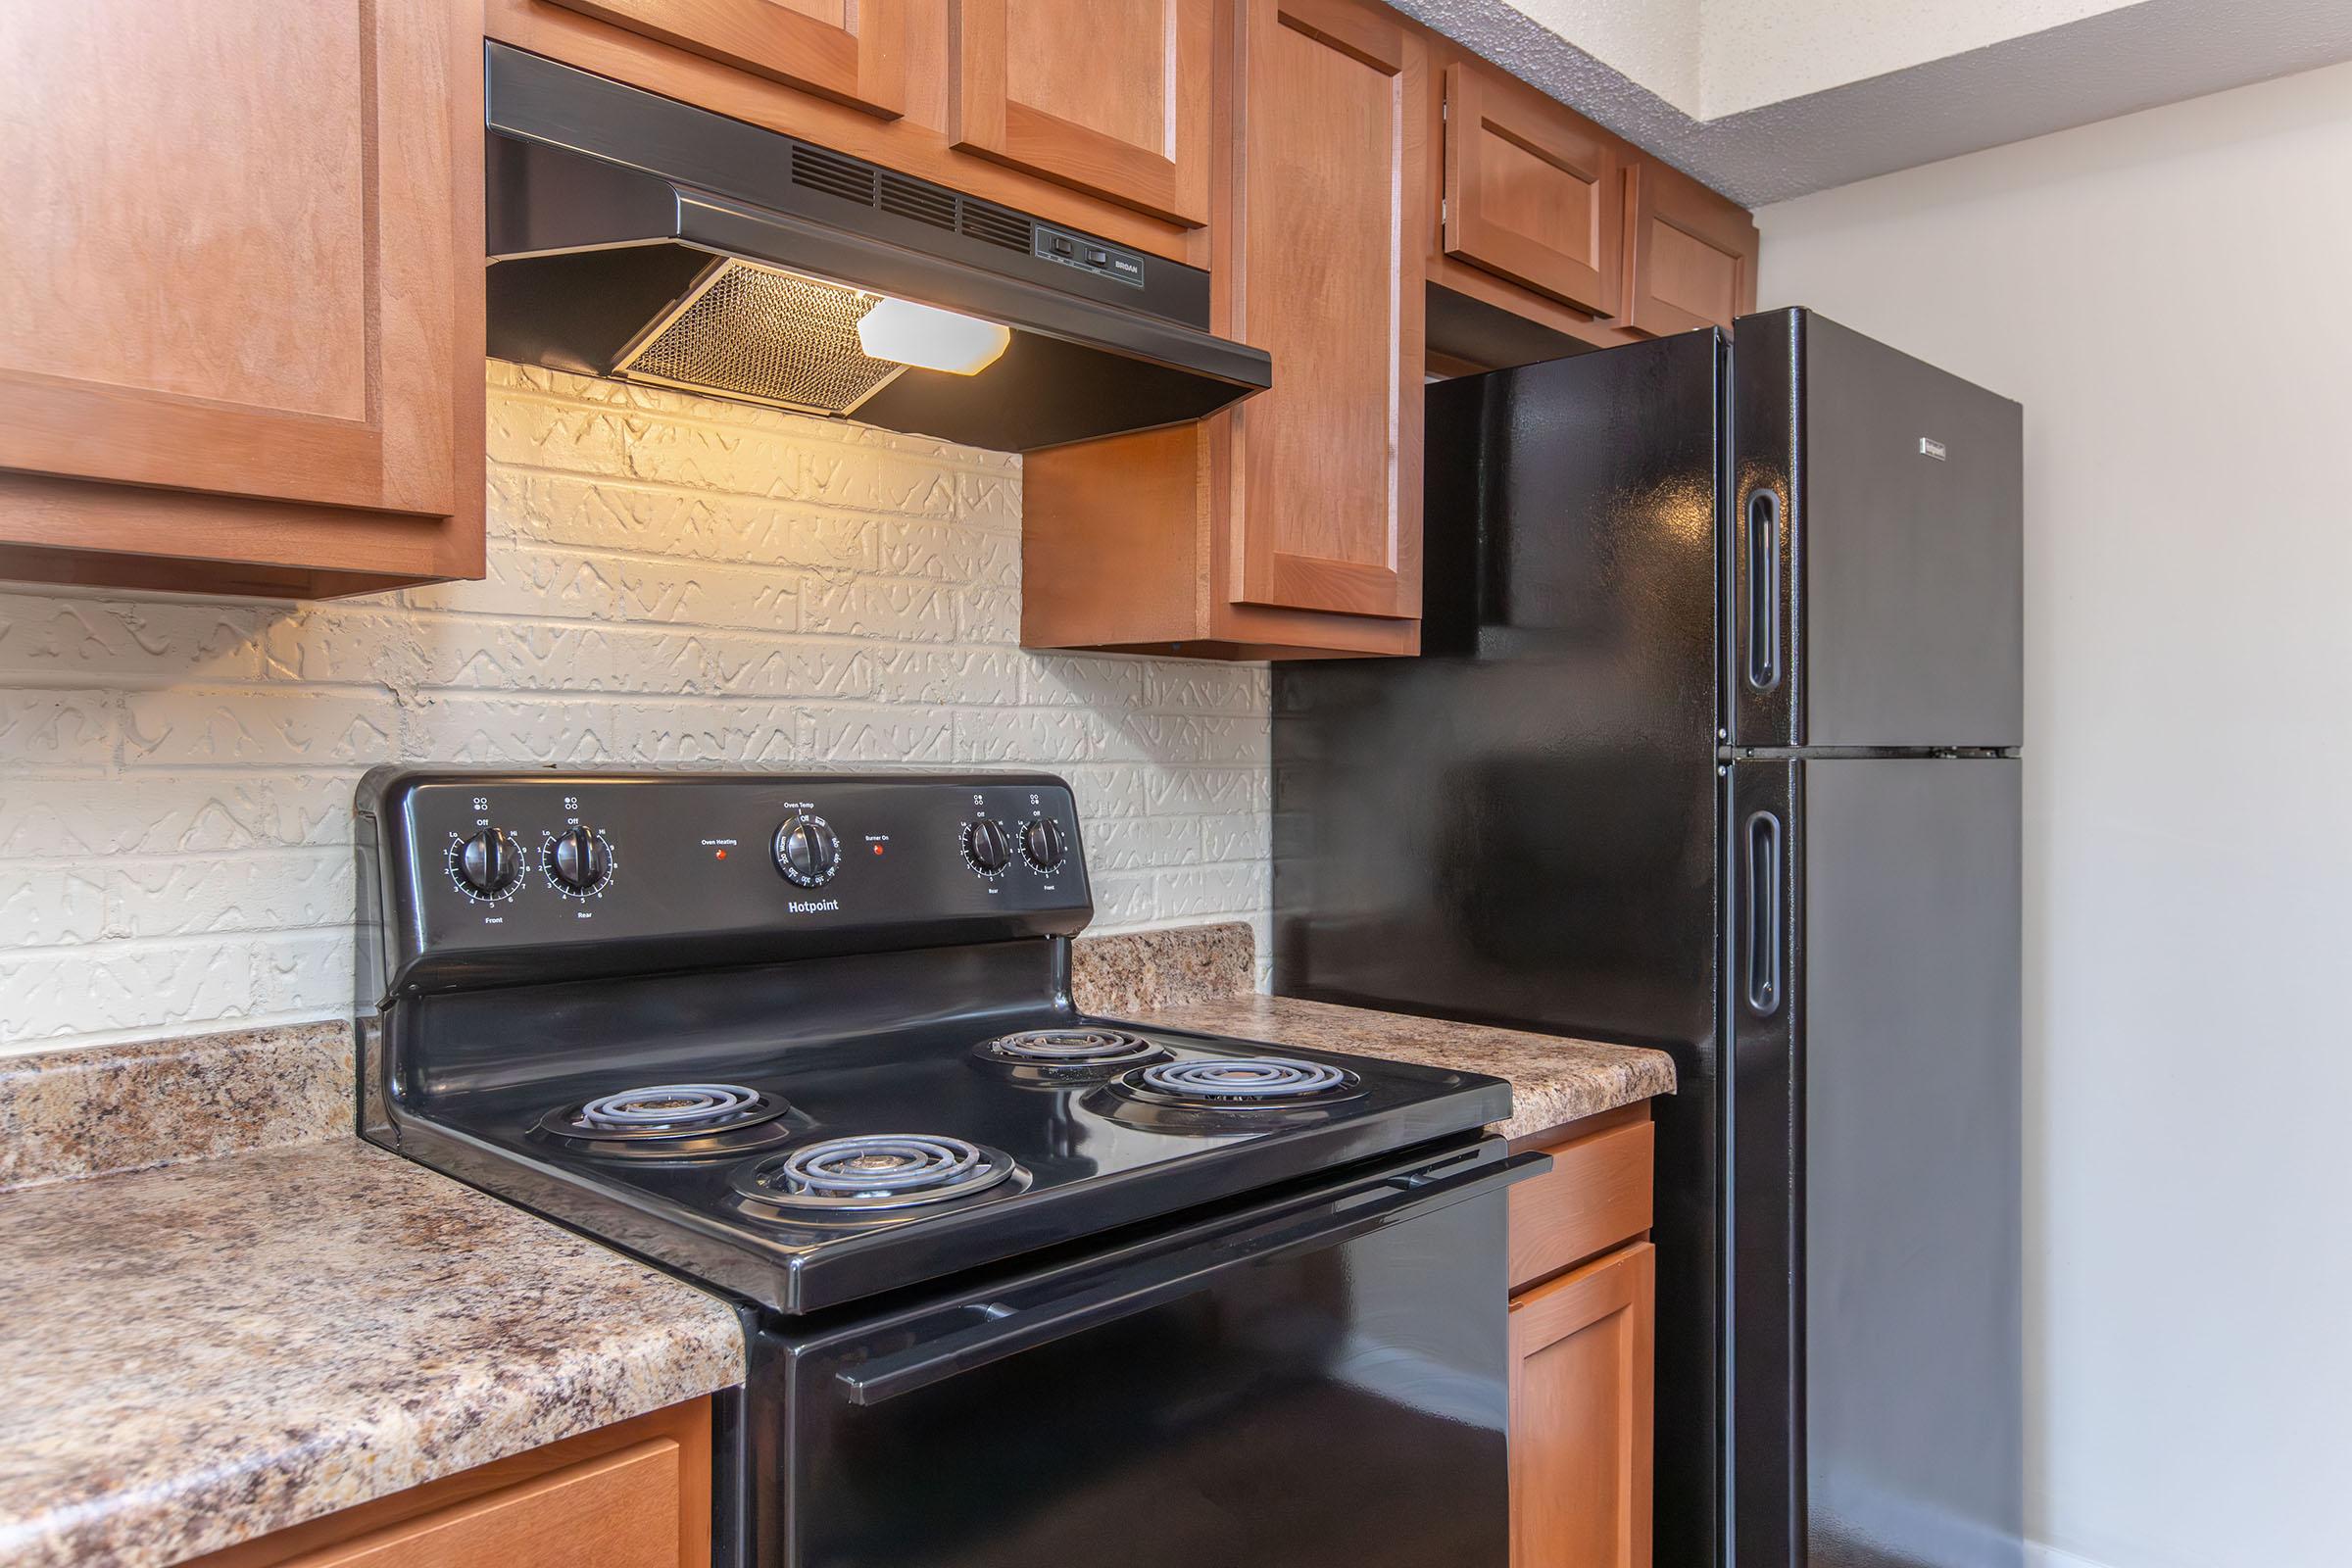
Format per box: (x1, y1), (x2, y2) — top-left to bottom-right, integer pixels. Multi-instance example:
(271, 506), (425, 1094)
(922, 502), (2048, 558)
(453, 828), (524, 900)
(773, 813), (842, 888)
(963, 818), (1013, 877)
(547, 824), (614, 896)
(1021, 817), (1066, 873)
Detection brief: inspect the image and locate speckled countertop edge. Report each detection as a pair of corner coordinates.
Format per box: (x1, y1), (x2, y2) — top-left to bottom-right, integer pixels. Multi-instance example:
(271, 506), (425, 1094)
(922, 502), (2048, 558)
(0, 1138), (744, 1568)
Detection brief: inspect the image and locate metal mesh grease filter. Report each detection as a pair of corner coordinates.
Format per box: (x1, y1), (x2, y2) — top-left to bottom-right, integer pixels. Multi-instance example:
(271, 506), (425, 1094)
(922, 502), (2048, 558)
(616, 260), (906, 416)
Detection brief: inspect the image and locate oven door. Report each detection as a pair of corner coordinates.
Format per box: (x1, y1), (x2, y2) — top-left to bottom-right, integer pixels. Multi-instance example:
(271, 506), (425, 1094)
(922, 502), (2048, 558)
(739, 1138), (1544, 1568)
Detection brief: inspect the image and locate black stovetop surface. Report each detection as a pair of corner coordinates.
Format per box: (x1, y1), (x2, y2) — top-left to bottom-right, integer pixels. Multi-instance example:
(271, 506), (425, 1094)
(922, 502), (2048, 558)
(400, 1002), (1509, 1316)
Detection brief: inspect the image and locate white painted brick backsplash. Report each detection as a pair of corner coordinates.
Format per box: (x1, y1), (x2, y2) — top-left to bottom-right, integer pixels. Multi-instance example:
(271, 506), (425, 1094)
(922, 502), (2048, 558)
(0, 364), (1269, 1053)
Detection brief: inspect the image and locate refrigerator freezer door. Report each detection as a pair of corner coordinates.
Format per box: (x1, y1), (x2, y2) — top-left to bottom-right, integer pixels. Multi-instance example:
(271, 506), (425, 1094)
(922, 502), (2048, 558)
(1728, 755), (2023, 1568)
(1731, 309), (2024, 750)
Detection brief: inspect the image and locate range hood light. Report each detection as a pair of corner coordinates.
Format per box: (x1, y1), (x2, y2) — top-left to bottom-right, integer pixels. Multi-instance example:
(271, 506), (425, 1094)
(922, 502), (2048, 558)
(856, 297), (1011, 376)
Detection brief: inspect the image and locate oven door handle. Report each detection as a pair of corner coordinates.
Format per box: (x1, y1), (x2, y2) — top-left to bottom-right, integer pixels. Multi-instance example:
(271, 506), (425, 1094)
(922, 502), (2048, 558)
(834, 1150), (1549, 1407)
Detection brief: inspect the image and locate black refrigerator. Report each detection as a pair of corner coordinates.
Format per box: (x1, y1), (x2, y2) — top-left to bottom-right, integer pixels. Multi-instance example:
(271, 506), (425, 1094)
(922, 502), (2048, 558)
(1270, 308), (2022, 1568)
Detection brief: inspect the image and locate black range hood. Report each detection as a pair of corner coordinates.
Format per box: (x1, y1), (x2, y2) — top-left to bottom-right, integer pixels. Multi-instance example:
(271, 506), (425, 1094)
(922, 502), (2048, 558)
(484, 43), (1270, 453)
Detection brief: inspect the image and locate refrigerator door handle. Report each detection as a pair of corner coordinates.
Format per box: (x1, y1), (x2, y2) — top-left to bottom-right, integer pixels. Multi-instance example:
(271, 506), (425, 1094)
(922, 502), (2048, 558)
(1742, 808), (1785, 1016)
(1744, 490), (1784, 691)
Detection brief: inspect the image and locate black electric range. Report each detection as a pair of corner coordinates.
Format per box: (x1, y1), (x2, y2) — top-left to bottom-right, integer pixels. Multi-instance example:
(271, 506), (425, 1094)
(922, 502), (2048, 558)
(356, 770), (1542, 1568)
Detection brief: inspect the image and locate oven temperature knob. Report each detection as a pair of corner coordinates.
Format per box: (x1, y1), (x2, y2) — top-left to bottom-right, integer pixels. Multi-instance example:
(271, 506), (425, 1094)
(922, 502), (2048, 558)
(773, 813), (841, 888)
(1020, 818), (1066, 872)
(545, 825), (615, 897)
(450, 828), (524, 901)
(962, 819), (1013, 877)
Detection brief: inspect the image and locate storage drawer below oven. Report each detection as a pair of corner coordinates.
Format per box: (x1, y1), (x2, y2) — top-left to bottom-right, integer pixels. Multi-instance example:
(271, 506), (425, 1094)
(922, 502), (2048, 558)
(739, 1140), (1544, 1568)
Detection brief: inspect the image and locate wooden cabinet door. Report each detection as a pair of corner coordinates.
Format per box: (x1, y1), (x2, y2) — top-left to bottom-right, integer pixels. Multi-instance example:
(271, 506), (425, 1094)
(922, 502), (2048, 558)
(179, 1399), (711, 1568)
(0, 0), (477, 526)
(541, 0), (906, 117)
(1225, 0), (1423, 621)
(1441, 63), (1622, 317)
(1510, 1242), (1655, 1568)
(300, 1441), (682, 1568)
(1616, 160), (1759, 337)
(949, 0), (1212, 226)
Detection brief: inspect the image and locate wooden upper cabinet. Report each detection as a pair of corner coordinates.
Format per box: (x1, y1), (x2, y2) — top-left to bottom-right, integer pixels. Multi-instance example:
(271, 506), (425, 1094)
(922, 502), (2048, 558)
(0, 0), (484, 598)
(1615, 157), (1760, 337)
(540, 0), (906, 118)
(949, 0), (1212, 226)
(1441, 62), (1622, 318)
(1226, 0), (1422, 622)
(1510, 1241), (1656, 1568)
(1020, 0), (1421, 658)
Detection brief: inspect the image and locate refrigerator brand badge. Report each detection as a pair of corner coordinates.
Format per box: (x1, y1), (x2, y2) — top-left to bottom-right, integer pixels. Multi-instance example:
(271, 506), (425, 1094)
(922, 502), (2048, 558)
(1919, 437), (1948, 461)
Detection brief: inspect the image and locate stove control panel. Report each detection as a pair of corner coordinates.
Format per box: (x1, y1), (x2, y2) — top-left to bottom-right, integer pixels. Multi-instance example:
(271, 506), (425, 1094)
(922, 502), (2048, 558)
(361, 771), (1092, 990)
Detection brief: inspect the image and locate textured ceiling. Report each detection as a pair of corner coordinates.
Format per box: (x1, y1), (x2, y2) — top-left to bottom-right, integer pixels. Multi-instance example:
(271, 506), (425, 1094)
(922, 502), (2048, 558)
(1392, 0), (2352, 204)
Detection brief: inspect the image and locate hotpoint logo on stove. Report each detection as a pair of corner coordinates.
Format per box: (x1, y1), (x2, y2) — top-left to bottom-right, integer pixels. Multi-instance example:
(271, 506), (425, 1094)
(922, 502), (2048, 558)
(787, 898), (841, 914)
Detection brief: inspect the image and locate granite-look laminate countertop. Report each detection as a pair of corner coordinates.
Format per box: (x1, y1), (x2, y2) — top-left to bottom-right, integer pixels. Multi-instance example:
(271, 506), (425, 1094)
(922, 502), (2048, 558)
(0, 1138), (744, 1568)
(1133, 995), (1676, 1140)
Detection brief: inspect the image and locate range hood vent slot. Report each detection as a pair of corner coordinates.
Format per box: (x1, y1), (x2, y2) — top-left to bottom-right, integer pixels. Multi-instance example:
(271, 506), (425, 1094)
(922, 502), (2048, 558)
(958, 200), (1032, 253)
(878, 173), (956, 232)
(790, 146), (876, 207)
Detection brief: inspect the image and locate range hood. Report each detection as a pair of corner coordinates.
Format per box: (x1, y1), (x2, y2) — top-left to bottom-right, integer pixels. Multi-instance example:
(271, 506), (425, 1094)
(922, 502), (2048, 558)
(485, 44), (1270, 453)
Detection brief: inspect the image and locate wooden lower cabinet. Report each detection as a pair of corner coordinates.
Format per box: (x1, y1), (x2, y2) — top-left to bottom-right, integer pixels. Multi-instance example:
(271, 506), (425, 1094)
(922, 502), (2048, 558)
(181, 1398), (711, 1568)
(1510, 1242), (1656, 1568)
(1506, 1106), (1656, 1568)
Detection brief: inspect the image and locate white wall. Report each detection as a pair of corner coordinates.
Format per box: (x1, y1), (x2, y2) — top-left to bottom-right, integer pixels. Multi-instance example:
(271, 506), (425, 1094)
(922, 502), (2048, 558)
(1696, 0), (2135, 115)
(1757, 60), (2352, 1568)
(1488, 0), (2145, 118)
(0, 364), (1272, 1055)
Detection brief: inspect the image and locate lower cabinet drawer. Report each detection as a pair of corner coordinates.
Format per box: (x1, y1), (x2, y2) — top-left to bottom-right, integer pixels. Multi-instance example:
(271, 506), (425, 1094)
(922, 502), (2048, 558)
(1509, 1241), (1656, 1568)
(1508, 1112), (1654, 1292)
(292, 1440), (682, 1568)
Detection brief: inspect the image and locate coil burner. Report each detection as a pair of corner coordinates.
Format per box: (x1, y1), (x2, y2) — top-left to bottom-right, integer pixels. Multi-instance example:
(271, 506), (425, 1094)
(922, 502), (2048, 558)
(533, 1083), (799, 1160)
(1087, 1054), (1367, 1134)
(970, 1027), (1174, 1084)
(1134, 1058), (1355, 1102)
(730, 1134), (1029, 1222)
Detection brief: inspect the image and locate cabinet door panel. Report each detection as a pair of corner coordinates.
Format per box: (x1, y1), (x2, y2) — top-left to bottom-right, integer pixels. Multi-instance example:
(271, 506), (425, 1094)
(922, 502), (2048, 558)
(1510, 1242), (1655, 1568)
(952, 0), (1211, 226)
(308, 1441), (680, 1568)
(0, 0), (475, 520)
(1228, 0), (1421, 620)
(542, 0), (906, 117)
(1442, 64), (1621, 317)
(1617, 160), (1758, 337)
